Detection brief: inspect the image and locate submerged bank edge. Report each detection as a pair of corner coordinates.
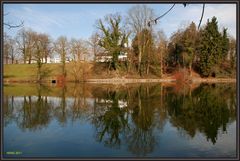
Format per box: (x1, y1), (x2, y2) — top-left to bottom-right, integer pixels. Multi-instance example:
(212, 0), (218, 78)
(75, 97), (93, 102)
(3, 78), (237, 84)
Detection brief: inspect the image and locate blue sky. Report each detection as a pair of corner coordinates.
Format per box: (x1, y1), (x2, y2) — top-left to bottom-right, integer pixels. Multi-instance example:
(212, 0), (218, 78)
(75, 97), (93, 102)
(3, 3), (236, 41)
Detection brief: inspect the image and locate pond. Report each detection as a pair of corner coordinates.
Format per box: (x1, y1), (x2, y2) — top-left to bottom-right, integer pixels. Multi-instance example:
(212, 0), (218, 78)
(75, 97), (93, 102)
(3, 83), (237, 158)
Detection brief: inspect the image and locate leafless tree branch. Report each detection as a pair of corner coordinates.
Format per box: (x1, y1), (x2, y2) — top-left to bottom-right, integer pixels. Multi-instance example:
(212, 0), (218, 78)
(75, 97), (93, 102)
(148, 3), (206, 30)
(148, 4), (176, 27)
(4, 12), (24, 29)
(198, 4), (205, 30)
(4, 21), (24, 29)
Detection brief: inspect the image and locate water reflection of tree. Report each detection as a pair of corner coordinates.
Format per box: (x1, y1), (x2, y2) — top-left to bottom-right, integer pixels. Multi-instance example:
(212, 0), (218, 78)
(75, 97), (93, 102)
(11, 84), (52, 131)
(125, 85), (157, 156)
(166, 84), (236, 144)
(54, 85), (68, 126)
(156, 85), (168, 132)
(3, 95), (16, 126)
(91, 84), (168, 155)
(71, 83), (91, 122)
(3, 83), (236, 154)
(4, 83), (94, 130)
(94, 92), (127, 147)
(93, 90), (129, 148)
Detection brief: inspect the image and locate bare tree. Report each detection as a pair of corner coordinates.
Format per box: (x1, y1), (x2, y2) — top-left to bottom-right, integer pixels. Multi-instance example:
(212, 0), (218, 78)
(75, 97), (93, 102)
(3, 33), (10, 64)
(32, 33), (52, 81)
(70, 38), (87, 61)
(88, 33), (103, 62)
(4, 33), (19, 64)
(127, 5), (155, 75)
(54, 36), (69, 77)
(33, 33), (44, 81)
(8, 38), (17, 64)
(40, 34), (52, 63)
(25, 30), (37, 64)
(69, 38), (90, 82)
(16, 28), (27, 63)
(15, 28), (38, 64)
(156, 30), (168, 77)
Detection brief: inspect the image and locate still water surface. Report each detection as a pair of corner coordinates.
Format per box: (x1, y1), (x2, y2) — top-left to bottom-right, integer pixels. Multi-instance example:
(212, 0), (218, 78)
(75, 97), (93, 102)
(3, 83), (237, 158)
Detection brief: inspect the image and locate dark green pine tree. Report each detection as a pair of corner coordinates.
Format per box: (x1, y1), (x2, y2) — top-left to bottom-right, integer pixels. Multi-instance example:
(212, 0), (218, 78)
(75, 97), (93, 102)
(221, 28), (229, 61)
(181, 22), (198, 76)
(198, 16), (223, 77)
(229, 38), (236, 70)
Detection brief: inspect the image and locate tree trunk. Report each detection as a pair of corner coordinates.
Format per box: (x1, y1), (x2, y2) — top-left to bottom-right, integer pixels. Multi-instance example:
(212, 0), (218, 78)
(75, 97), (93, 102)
(37, 61), (41, 82)
(146, 62), (149, 75)
(138, 49), (142, 76)
(189, 62), (192, 77)
(137, 34), (142, 76)
(62, 52), (66, 77)
(28, 53), (31, 64)
(82, 62), (85, 81)
(108, 62), (111, 75)
(23, 47), (26, 64)
(189, 84), (192, 98)
(28, 96), (33, 121)
(11, 48), (14, 64)
(5, 56), (8, 64)
(138, 88), (142, 112)
(160, 51), (162, 77)
(45, 54), (48, 63)
(145, 36), (150, 75)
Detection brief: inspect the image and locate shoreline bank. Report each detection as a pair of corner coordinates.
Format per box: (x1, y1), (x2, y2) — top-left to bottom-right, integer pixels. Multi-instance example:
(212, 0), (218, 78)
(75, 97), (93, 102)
(3, 78), (237, 84)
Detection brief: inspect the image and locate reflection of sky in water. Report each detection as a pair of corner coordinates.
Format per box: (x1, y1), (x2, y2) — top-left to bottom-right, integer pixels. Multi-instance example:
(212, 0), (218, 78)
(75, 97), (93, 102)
(8, 96), (95, 110)
(4, 113), (236, 157)
(3, 84), (237, 158)
(150, 121), (236, 157)
(4, 118), (130, 157)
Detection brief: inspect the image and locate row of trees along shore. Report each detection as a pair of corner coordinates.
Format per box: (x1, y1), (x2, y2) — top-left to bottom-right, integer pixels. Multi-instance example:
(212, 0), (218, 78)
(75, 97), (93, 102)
(4, 5), (236, 82)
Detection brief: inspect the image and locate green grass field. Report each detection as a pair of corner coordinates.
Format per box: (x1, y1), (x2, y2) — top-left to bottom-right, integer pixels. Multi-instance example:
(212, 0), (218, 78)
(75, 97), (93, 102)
(4, 63), (236, 83)
(3, 63), (75, 81)
(3, 62), (142, 82)
(4, 64), (38, 80)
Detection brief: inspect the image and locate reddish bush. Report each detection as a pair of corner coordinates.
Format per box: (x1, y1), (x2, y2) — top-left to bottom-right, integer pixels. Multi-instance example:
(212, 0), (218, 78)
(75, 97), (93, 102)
(56, 75), (66, 87)
(173, 68), (191, 83)
(173, 70), (185, 82)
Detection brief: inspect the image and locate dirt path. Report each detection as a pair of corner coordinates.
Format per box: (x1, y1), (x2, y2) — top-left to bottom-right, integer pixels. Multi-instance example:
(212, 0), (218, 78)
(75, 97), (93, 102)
(85, 78), (236, 84)
(4, 77), (236, 84)
(191, 78), (236, 83)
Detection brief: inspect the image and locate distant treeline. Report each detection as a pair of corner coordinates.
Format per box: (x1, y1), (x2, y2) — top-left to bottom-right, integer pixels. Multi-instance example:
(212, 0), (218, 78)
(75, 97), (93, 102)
(4, 5), (236, 80)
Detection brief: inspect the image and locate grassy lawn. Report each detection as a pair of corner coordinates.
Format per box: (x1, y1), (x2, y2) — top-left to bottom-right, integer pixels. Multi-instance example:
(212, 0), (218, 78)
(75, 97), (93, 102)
(4, 63), (70, 81)
(3, 62), (142, 81)
(3, 63), (236, 82)
(4, 64), (37, 80)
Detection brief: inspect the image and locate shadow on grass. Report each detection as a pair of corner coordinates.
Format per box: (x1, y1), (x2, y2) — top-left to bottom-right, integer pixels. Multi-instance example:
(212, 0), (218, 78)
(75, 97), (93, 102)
(4, 75), (15, 78)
